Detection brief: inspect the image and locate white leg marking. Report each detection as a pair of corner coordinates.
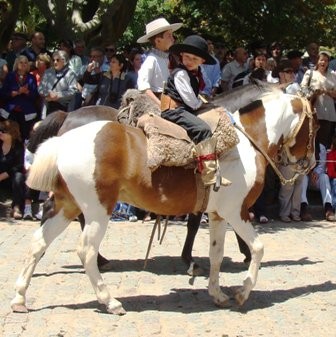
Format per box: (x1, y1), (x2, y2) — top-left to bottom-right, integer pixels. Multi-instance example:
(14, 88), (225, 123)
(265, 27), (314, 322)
(77, 213), (125, 315)
(207, 215), (230, 307)
(232, 220), (264, 305)
(11, 211), (71, 312)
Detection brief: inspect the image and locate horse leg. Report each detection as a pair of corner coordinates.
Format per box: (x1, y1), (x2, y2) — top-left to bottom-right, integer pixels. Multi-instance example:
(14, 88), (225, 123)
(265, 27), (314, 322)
(235, 232), (251, 264)
(77, 213), (125, 315)
(11, 209), (72, 312)
(181, 212), (203, 276)
(231, 220), (264, 306)
(78, 213), (111, 270)
(207, 213), (231, 307)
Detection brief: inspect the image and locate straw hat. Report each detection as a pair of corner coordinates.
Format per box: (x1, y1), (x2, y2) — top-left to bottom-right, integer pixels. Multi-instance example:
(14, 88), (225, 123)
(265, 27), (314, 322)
(169, 35), (216, 65)
(137, 18), (182, 44)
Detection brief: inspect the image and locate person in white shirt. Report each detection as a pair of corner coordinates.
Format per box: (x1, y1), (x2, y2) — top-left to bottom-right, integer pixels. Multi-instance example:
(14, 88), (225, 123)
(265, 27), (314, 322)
(220, 47), (248, 91)
(136, 18), (182, 106)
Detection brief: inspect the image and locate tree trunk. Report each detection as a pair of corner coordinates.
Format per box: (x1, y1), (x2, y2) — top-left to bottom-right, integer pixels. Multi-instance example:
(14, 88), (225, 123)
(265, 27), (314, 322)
(0, 0), (22, 52)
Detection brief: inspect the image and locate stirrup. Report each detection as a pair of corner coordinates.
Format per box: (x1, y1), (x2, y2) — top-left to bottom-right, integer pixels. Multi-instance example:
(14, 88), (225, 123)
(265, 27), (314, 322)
(213, 171), (232, 192)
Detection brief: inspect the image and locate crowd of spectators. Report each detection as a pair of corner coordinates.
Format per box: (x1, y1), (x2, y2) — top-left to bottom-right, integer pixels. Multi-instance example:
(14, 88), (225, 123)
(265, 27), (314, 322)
(0, 28), (336, 224)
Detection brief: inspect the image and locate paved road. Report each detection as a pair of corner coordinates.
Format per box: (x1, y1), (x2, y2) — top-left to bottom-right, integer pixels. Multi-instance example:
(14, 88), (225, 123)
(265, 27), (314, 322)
(0, 214), (335, 337)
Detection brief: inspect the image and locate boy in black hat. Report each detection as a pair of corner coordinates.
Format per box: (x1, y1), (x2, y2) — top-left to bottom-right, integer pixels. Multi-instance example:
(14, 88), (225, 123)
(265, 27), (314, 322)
(161, 35), (231, 189)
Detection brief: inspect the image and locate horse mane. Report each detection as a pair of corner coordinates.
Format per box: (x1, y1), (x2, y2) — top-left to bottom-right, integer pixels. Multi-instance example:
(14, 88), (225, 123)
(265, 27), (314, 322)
(213, 80), (282, 113)
(118, 83), (285, 127)
(27, 110), (67, 153)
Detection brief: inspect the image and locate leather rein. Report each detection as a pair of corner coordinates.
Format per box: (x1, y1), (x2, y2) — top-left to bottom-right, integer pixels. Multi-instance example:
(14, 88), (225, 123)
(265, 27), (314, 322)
(234, 98), (315, 185)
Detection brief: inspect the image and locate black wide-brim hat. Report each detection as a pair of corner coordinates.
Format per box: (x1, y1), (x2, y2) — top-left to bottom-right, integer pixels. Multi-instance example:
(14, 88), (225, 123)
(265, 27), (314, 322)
(170, 35), (216, 65)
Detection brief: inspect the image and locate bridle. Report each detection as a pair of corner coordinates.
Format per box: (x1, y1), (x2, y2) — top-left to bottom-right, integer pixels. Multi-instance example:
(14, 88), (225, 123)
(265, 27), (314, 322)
(277, 98), (316, 179)
(235, 97), (316, 185)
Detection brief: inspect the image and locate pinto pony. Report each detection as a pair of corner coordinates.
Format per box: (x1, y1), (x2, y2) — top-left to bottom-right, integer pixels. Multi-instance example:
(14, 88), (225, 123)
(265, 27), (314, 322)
(11, 87), (318, 315)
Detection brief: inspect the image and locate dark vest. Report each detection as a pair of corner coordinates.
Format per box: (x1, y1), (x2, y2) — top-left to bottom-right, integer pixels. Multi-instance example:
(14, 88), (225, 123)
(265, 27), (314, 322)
(164, 65), (200, 112)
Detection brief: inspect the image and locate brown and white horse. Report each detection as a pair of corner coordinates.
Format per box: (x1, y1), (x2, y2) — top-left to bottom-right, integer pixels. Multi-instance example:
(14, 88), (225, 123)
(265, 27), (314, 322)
(11, 87), (318, 315)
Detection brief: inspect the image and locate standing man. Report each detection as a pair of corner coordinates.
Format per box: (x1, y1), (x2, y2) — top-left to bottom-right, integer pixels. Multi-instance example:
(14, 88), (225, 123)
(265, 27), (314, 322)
(80, 46), (109, 105)
(21, 32), (51, 70)
(137, 17), (182, 106)
(302, 42), (319, 71)
(220, 47), (248, 92)
(5, 32), (28, 71)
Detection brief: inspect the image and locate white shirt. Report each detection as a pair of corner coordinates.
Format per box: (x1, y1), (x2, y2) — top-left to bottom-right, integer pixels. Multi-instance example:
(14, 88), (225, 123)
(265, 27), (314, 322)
(137, 49), (169, 93)
(174, 69), (202, 110)
(221, 60), (248, 89)
(301, 69), (336, 121)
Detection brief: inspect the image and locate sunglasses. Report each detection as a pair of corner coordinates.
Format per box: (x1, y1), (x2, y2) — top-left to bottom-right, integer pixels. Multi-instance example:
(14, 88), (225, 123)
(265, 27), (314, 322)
(0, 128), (8, 133)
(105, 48), (115, 52)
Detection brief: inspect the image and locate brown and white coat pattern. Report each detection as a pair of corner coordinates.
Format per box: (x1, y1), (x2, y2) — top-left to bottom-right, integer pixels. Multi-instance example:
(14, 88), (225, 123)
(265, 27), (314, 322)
(11, 90), (317, 314)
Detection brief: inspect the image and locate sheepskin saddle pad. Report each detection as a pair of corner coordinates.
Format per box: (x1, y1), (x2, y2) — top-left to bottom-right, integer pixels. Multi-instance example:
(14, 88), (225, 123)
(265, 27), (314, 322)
(137, 106), (239, 171)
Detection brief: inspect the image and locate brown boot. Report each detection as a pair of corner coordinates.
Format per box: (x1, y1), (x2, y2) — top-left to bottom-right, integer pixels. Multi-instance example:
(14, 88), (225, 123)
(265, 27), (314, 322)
(300, 202), (312, 222)
(195, 138), (231, 191)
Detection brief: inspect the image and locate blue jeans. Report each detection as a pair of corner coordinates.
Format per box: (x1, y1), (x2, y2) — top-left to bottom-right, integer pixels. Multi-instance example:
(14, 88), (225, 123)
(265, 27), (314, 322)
(331, 178), (336, 209)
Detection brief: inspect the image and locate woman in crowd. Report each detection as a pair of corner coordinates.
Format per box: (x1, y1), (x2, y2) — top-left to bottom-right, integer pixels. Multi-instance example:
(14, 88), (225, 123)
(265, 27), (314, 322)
(30, 53), (52, 119)
(0, 56), (8, 88)
(59, 39), (83, 79)
(0, 55), (39, 140)
(82, 53), (134, 108)
(30, 53), (51, 86)
(127, 49), (143, 88)
(38, 50), (79, 116)
(301, 51), (336, 147)
(0, 120), (25, 219)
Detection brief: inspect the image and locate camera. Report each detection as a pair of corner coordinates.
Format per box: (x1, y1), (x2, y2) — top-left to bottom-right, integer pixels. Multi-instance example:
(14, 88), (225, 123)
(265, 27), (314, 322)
(93, 61), (99, 68)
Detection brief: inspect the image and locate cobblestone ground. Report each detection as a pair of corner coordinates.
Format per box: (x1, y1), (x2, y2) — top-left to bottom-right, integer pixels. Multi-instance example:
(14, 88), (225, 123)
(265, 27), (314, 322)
(0, 216), (335, 337)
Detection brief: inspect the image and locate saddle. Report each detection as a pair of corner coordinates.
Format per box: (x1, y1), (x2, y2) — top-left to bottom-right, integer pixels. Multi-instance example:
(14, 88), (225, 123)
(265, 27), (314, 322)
(136, 105), (239, 171)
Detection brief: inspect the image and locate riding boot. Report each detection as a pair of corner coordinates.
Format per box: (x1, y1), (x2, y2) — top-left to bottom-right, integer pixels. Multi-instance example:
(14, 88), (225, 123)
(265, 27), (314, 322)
(195, 138), (231, 191)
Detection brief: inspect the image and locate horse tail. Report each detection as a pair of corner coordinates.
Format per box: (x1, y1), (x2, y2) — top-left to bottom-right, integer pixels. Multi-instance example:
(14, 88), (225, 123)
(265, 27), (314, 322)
(27, 110), (67, 154)
(26, 136), (60, 192)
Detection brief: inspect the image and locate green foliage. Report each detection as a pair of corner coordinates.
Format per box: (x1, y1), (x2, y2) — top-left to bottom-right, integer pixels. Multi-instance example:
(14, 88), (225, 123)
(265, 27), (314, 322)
(165, 0), (336, 49)
(119, 0), (173, 48)
(3, 0), (336, 53)
(16, 1), (46, 35)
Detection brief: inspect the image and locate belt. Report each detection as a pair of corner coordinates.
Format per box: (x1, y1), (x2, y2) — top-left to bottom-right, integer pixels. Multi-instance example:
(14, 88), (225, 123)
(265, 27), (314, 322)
(160, 93), (182, 111)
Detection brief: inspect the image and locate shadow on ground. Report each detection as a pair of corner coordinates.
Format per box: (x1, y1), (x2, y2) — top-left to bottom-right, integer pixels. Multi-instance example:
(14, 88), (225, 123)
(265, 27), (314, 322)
(27, 280), (336, 314)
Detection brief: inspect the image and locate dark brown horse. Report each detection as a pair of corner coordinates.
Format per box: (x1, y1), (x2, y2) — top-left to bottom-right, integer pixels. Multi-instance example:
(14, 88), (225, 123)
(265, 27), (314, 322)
(11, 86), (318, 314)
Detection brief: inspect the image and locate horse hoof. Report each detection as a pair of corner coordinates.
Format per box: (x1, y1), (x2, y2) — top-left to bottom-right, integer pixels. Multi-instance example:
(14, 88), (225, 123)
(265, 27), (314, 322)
(235, 288), (247, 306)
(187, 262), (205, 276)
(213, 294), (231, 308)
(107, 304), (126, 315)
(11, 303), (28, 313)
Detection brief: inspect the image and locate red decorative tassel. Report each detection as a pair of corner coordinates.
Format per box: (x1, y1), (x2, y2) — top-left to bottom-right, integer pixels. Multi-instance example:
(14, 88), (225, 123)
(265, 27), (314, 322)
(197, 154), (216, 172)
